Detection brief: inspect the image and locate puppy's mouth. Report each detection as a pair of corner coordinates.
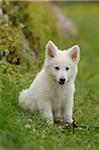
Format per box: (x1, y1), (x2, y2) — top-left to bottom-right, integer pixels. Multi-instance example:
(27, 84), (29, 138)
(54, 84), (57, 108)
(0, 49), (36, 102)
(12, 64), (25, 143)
(59, 81), (65, 85)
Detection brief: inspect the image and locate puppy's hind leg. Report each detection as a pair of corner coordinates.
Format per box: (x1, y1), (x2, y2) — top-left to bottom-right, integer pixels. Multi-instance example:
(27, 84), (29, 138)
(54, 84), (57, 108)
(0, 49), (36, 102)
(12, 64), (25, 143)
(19, 89), (31, 111)
(39, 101), (54, 124)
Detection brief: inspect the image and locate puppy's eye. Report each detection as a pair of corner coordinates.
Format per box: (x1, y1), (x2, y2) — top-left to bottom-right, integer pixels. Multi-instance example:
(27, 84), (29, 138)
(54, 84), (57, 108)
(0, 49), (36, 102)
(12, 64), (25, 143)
(55, 66), (60, 70)
(65, 67), (69, 70)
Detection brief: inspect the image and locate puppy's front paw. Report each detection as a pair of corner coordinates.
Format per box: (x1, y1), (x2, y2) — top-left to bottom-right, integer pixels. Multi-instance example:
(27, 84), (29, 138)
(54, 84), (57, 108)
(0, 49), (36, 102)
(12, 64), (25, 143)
(54, 117), (63, 125)
(63, 118), (74, 129)
(64, 116), (73, 124)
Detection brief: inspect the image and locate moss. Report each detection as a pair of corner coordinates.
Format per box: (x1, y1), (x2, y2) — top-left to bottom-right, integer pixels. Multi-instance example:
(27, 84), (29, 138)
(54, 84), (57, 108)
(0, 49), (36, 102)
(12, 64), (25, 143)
(0, 1), (63, 72)
(0, 1), (33, 68)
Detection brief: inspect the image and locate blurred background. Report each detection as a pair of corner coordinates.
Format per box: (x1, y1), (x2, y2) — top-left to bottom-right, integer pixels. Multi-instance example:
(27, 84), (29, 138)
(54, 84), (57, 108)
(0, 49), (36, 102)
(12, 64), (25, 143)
(0, 1), (99, 150)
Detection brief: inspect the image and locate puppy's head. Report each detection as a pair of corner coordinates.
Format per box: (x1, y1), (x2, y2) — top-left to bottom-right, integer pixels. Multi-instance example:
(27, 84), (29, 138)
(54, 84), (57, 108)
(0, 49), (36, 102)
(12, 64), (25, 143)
(44, 41), (80, 85)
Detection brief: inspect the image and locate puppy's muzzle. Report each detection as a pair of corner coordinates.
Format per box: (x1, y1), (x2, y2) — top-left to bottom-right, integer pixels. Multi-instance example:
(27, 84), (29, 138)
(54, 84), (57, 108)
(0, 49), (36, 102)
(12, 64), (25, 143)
(59, 78), (65, 85)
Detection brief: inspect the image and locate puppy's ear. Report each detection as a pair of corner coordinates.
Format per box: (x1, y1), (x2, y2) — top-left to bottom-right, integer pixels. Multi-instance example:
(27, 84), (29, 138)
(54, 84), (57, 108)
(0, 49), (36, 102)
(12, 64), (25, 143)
(68, 45), (80, 63)
(46, 41), (58, 58)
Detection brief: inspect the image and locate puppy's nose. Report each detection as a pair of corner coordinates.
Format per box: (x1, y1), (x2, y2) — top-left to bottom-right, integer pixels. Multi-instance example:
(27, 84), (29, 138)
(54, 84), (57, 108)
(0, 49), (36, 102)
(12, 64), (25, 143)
(60, 78), (65, 82)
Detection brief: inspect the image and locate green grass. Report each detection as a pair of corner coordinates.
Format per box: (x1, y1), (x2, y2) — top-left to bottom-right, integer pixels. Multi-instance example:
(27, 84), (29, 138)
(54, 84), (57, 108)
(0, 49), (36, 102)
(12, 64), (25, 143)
(0, 3), (99, 150)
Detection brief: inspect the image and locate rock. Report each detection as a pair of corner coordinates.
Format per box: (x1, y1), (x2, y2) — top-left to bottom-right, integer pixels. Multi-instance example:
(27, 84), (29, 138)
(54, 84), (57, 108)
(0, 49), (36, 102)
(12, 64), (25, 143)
(52, 5), (78, 38)
(4, 14), (9, 20)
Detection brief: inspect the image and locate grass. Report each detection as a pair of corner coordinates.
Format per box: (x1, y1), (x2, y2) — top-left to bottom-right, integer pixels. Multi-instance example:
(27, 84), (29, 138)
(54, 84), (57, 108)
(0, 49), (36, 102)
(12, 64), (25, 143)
(0, 2), (99, 150)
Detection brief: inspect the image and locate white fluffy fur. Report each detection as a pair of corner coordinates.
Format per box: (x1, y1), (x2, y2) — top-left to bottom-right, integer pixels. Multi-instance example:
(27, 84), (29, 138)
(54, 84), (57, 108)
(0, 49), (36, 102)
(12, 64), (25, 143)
(19, 41), (80, 124)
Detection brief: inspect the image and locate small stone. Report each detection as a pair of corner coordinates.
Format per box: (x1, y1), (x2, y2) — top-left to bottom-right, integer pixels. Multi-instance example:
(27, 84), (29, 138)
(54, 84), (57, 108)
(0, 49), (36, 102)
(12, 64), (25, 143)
(20, 23), (24, 28)
(3, 24), (9, 29)
(0, 9), (3, 16)
(0, 61), (3, 64)
(4, 15), (9, 20)
(25, 124), (31, 129)
(32, 128), (36, 132)
(4, 49), (9, 56)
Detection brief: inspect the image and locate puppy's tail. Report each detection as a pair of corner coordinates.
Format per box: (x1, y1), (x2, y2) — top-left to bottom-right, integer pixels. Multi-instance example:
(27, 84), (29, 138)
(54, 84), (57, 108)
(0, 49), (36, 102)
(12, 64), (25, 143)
(19, 89), (29, 110)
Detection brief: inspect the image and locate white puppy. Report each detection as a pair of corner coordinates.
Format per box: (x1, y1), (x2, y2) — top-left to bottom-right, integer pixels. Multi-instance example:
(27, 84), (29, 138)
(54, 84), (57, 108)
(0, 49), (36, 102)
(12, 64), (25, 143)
(19, 41), (80, 124)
